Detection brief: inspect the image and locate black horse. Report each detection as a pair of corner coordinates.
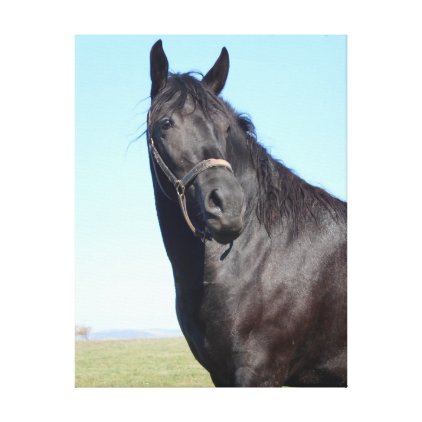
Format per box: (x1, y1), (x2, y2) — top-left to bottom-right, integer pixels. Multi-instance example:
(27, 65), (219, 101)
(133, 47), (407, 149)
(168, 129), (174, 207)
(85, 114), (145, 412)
(146, 40), (347, 387)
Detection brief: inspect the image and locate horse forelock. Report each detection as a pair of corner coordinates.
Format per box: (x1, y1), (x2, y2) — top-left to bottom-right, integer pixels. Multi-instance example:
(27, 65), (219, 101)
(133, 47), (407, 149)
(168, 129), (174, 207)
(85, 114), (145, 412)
(149, 72), (226, 123)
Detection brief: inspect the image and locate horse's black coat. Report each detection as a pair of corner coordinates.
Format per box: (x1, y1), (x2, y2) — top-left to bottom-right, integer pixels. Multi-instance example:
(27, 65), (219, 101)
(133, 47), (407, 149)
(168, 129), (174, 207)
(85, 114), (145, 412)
(146, 40), (347, 387)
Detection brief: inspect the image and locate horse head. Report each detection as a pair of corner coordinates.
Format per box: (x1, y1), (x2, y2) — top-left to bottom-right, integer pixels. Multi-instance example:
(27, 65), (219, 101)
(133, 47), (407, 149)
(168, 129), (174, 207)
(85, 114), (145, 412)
(148, 40), (245, 244)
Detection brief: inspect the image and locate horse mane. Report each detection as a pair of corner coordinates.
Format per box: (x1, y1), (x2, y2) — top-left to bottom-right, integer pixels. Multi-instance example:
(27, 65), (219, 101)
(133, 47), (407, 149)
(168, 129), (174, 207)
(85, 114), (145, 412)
(149, 73), (347, 236)
(233, 115), (347, 235)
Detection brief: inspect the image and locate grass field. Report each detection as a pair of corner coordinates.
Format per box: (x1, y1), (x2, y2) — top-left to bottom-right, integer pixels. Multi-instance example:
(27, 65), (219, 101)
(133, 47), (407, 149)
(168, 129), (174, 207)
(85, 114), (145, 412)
(75, 337), (214, 387)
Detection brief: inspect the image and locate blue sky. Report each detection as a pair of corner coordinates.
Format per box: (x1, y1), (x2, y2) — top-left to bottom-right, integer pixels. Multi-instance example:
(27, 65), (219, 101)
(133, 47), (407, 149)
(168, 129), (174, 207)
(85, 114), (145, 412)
(75, 35), (346, 331)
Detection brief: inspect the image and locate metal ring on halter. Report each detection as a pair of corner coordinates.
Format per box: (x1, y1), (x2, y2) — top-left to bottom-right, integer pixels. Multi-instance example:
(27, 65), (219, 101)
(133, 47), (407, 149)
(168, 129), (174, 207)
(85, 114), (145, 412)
(175, 181), (185, 196)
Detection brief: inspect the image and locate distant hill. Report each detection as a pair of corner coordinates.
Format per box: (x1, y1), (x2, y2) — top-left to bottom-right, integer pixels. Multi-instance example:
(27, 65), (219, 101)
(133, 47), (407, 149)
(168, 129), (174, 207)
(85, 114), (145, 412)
(86, 328), (183, 341)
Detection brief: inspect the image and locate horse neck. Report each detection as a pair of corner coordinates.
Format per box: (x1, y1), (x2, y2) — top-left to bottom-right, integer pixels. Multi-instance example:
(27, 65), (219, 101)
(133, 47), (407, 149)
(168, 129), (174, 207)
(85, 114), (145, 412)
(150, 157), (205, 280)
(227, 133), (262, 226)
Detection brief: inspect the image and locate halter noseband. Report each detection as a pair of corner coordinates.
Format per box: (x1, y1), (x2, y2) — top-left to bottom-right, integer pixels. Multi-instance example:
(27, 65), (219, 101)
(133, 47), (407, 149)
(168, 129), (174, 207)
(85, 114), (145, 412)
(147, 113), (233, 240)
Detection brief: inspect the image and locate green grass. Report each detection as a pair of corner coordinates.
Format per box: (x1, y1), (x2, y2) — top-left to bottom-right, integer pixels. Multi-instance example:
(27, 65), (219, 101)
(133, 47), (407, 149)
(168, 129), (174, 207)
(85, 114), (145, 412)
(75, 337), (214, 387)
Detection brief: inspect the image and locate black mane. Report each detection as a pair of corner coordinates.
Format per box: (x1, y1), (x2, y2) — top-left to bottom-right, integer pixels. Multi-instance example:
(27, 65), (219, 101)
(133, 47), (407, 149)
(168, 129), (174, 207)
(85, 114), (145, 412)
(149, 73), (346, 235)
(233, 114), (347, 235)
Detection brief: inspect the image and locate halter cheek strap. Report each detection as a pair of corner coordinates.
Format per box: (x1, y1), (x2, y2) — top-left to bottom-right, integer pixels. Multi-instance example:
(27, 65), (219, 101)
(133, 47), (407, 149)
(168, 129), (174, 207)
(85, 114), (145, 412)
(147, 118), (233, 240)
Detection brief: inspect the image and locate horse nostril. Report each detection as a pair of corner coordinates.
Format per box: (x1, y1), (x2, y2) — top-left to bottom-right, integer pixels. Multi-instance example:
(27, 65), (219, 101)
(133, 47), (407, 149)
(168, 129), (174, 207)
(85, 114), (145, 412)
(208, 189), (224, 213)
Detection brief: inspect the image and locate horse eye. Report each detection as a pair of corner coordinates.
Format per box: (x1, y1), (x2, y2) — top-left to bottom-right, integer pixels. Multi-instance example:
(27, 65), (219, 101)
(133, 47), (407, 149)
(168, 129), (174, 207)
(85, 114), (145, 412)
(161, 118), (173, 130)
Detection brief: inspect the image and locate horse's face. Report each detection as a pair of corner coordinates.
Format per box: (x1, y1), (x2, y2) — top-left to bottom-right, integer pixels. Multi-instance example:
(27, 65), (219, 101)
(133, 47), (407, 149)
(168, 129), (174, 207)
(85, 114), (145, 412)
(150, 97), (245, 244)
(149, 40), (245, 244)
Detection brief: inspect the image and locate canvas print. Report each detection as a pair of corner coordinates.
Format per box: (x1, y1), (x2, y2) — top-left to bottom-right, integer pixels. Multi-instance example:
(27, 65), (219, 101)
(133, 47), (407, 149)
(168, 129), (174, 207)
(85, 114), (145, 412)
(76, 35), (347, 387)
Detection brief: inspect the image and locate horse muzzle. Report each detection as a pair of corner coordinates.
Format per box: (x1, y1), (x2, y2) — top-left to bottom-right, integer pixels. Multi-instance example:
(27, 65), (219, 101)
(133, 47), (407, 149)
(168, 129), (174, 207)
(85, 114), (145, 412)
(198, 170), (245, 244)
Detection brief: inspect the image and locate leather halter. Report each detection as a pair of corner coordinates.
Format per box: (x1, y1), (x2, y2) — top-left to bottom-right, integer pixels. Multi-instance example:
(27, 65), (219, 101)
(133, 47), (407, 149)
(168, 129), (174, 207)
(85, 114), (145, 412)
(147, 113), (233, 240)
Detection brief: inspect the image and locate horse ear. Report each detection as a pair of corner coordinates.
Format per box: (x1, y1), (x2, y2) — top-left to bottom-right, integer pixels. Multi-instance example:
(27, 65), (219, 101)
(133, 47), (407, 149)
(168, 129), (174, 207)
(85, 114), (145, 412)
(150, 39), (169, 99)
(203, 47), (229, 95)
